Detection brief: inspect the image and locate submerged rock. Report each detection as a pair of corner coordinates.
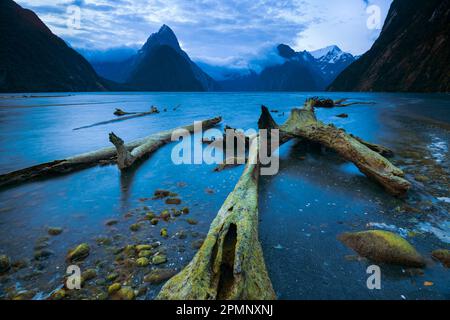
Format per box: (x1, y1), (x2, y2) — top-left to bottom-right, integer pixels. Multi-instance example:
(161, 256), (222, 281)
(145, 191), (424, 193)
(130, 223), (141, 232)
(105, 219), (118, 226)
(186, 218), (198, 225)
(144, 268), (177, 284)
(50, 289), (66, 300)
(338, 230), (426, 267)
(153, 190), (171, 199)
(34, 249), (54, 261)
(0, 255), (11, 273)
(67, 243), (90, 262)
(48, 227), (63, 236)
(165, 198), (181, 205)
(81, 269), (97, 284)
(113, 287), (135, 300)
(336, 113), (349, 118)
(431, 249), (450, 268)
(415, 175), (430, 183)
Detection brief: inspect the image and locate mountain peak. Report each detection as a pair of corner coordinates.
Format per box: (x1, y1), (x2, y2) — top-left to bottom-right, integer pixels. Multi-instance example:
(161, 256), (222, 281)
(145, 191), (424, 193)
(141, 24), (180, 54)
(277, 44), (297, 59)
(310, 45), (342, 59)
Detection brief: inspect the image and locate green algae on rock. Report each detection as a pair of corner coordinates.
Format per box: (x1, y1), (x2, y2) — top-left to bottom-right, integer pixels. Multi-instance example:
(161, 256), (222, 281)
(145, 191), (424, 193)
(108, 283), (121, 295)
(136, 257), (150, 267)
(144, 268), (177, 284)
(48, 227), (63, 236)
(431, 249), (450, 268)
(113, 287), (135, 300)
(152, 254), (167, 265)
(67, 243), (90, 262)
(157, 136), (276, 300)
(338, 230), (426, 267)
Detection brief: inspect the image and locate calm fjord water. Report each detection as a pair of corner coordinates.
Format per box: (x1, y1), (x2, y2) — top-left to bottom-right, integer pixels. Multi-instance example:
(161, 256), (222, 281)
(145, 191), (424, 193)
(0, 92), (449, 300)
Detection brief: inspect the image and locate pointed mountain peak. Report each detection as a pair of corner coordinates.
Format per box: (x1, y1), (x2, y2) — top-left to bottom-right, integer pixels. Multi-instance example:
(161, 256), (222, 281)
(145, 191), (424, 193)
(277, 44), (297, 59)
(310, 45), (342, 59)
(140, 24), (181, 54)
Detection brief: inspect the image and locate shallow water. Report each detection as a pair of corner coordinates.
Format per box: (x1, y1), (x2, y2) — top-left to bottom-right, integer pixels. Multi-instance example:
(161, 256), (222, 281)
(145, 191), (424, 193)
(0, 92), (449, 300)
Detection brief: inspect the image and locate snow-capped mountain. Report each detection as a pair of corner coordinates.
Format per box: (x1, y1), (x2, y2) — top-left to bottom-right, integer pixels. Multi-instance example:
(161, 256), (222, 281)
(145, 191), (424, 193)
(212, 44), (356, 91)
(311, 45), (357, 84)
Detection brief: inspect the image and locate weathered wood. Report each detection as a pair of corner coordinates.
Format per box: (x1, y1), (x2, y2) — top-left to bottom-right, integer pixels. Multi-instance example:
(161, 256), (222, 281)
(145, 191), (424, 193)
(311, 97), (375, 108)
(0, 117), (222, 188)
(157, 135), (276, 300)
(279, 99), (410, 195)
(114, 108), (138, 116)
(73, 106), (160, 131)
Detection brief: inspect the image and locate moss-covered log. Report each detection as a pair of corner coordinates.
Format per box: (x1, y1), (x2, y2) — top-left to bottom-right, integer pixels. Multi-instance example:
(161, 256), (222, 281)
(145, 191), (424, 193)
(157, 136), (276, 300)
(0, 117), (222, 188)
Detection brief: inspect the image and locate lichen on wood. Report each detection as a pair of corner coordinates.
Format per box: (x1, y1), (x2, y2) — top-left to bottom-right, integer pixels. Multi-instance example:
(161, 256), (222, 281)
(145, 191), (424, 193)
(157, 135), (276, 300)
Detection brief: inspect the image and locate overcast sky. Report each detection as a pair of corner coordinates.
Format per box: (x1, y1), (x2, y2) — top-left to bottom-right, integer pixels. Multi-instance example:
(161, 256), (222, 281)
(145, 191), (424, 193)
(16, 0), (392, 64)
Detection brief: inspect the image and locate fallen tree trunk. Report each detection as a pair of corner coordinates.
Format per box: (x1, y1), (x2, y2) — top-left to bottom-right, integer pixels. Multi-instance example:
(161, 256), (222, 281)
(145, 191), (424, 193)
(277, 99), (410, 196)
(311, 97), (376, 108)
(73, 107), (160, 131)
(0, 117), (222, 188)
(157, 135), (276, 300)
(114, 108), (138, 116)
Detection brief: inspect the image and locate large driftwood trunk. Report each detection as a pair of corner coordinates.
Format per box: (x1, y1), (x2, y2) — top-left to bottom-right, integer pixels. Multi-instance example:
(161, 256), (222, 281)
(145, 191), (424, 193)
(0, 117), (222, 188)
(157, 136), (276, 300)
(277, 99), (410, 195)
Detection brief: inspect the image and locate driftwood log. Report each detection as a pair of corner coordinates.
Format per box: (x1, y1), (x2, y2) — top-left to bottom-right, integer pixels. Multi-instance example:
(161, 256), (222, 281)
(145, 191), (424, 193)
(157, 135), (276, 300)
(0, 117), (222, 188)
(73, 107), (160, 131)
(262, 99), (410, 196)
(311, 97), (376, 108)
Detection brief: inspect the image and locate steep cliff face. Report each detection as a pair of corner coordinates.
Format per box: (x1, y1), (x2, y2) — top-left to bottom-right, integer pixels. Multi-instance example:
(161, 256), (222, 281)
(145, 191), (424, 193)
(329, 0), (450, 92)
(0, 0), (106, 93)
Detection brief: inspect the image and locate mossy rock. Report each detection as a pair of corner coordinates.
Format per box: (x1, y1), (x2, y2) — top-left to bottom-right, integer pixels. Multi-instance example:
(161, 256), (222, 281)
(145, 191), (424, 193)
(145, 212), (156, 220)
(50, 289), (66, 300)
(136, 257), (149, 267)
(48, 227), (63, 236)
(152, 254), (167, 265)
(144, 268), (177, 284)
(186, 218), (198, 225)
(130, 223), (141, 232)
(108, 283), (121, 295)
(113, 287), (135, 300)
(182, 207), (190, 214)
(414, 175), (430, 183)
(338, 230), (425, 267)
(0, 255), (11, 273)
(81, 269), (97, 284)
(160, 228), (168, 238)
(160, 210), (171, 221)
(67, 243), (90, 262)
(431, 249), (450, 268)
(136, 244), (152, 251)
(106, 272), (119, 282)
(150, 218), (159, 225)
(138, 250), (153, 258)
